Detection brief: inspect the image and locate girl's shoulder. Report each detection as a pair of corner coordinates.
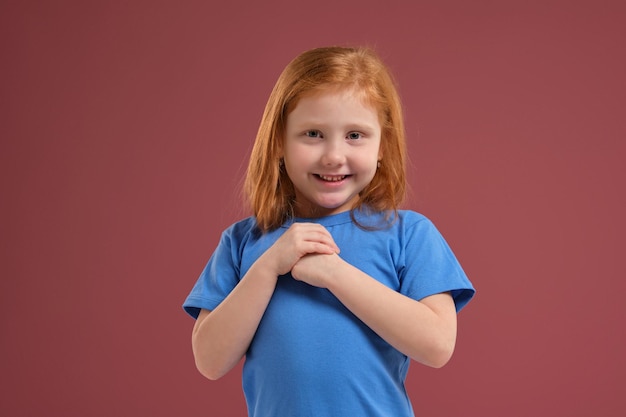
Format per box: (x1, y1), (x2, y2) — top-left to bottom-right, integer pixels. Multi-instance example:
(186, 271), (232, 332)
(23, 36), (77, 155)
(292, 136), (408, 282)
(396, 209), (429, 223)
(379, 209), (434, 230)
(344, 208), (438, 236)
(227, 215), (258, 232)
(221, 216), (261, 243)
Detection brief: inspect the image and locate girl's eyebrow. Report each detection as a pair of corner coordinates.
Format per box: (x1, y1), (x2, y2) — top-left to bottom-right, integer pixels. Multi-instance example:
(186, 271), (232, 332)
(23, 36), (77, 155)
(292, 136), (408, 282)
(344, 123), (377, 132)
(291, 120), (378, 131)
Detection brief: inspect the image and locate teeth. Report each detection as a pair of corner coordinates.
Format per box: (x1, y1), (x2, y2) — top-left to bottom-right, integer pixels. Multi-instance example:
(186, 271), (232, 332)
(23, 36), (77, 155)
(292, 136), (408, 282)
(319, 175), (346, 182)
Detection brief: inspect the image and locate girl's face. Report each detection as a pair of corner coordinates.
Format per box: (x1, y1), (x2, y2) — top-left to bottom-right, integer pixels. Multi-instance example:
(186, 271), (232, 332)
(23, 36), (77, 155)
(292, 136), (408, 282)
(283, 88), (382, 218)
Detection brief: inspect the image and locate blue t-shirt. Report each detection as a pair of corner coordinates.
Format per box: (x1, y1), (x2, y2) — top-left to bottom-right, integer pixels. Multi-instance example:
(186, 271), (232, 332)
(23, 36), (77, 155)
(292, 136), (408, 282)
(183, 209), (475, 417)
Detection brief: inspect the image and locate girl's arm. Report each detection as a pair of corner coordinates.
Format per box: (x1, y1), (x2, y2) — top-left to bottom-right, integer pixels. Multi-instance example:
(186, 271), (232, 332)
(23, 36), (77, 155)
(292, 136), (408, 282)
(191, 223), (339, 380)
(291, 253), (457, 368)
(192, 259), (278, 380)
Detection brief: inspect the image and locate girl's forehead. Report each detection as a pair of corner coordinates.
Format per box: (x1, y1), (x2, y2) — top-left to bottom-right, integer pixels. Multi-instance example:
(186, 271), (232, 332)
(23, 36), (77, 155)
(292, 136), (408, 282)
(290, 85), (380, 115)
(302, 85), (368, 101)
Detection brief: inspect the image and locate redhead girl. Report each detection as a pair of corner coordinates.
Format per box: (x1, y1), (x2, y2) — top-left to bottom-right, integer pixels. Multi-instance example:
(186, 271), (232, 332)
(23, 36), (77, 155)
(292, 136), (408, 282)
(183, 46), (475, 417)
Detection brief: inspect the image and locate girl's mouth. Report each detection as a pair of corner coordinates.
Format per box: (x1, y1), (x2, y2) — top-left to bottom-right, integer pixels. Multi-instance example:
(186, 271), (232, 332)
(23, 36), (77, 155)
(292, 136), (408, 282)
(316, 174), (348, 182)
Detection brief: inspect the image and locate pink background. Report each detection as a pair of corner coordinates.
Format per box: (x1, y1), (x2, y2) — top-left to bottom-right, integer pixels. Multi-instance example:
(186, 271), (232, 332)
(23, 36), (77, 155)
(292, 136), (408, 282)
(2, 1), (625, 416)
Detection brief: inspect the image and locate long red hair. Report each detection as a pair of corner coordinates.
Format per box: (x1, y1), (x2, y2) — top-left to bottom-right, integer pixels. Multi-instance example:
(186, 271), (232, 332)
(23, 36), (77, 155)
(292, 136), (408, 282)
(244, 46), (407, 232)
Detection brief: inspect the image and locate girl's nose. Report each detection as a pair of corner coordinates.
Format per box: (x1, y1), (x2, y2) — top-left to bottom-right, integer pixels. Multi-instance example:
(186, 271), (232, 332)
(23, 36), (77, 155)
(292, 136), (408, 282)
(321, 139), (346, 166)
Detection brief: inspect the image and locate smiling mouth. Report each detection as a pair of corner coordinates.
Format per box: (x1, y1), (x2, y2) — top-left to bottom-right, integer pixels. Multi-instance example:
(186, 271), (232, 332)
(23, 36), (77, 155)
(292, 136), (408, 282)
(316, 174), (348, 182)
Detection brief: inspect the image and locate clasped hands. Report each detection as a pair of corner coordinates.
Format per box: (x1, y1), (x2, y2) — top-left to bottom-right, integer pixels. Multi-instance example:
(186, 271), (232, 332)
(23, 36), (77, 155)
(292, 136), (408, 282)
(263, 223), (344, 288)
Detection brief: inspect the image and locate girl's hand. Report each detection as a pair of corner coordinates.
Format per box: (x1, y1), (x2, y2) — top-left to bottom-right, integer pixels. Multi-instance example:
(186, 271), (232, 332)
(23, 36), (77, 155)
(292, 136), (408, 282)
(261, 223), (339, 276)
(291, 252), (345, 288)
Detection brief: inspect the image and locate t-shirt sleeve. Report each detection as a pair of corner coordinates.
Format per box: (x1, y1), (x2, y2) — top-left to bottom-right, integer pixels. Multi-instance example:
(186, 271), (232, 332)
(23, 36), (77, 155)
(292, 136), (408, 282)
(182, 227), (242, 319)
(399, 215), (475, 312)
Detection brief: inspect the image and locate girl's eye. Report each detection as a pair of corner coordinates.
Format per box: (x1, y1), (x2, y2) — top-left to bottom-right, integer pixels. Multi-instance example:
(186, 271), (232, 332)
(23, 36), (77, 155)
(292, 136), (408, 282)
(305, 130), (321, 138)
(347, 132), (362, 140)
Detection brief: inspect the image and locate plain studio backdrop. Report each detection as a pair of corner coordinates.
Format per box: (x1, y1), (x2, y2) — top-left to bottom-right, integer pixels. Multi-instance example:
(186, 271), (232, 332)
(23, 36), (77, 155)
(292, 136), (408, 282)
(1, 1), (624, 416)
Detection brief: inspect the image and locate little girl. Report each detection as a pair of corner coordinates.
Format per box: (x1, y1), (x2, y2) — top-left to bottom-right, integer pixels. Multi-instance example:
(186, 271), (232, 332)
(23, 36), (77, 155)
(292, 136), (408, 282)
(183, 46), (475, 417)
